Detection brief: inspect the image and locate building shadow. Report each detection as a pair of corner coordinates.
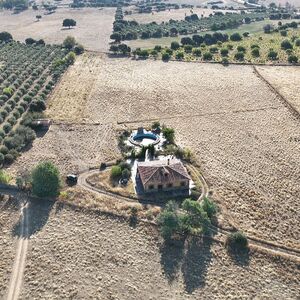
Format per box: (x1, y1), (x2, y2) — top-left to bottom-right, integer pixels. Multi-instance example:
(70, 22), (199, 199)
(181, 236), (213, 294)
(160, 238), (185, 283)
(12, 197), (55, 238)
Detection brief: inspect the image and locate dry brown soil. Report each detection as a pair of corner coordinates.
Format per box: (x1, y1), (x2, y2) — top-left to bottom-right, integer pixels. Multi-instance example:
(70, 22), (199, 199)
(39, 54), (300, 249)
(20, 202), (300, 300)
(0, 196), (20, 299)
(0, 7), (115, 51)
(256, 66), (300, 114)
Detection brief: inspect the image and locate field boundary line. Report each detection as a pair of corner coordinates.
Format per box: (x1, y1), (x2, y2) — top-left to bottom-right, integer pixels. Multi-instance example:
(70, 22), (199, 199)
(117, 106), (282, 125)
(253, 66), (300, 120)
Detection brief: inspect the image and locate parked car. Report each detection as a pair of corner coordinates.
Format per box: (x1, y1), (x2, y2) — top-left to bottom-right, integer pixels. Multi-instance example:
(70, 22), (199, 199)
(66, 174), (78, 185)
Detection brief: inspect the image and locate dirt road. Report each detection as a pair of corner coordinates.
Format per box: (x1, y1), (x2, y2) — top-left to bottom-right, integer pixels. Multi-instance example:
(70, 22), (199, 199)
(5, 195), (29, 300)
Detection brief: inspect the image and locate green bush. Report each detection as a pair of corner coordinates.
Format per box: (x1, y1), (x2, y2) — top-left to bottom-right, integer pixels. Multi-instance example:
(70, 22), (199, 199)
(281, 39), (293, 50)
(162, 52), (170, 61)
(220, 48), (229, 56)
(201, 197), (217, 219)
(176, 51), (184, 60)
(170, 41), (180, 50)
(162, 127), (175, 143)
(31, 161), (61, 197)
(234, 51), (244, 61)
(203, 52), (213, 60)
(288, 55), (298, 63)
(226, 231), (248, 251)
(251, 47), (260, 57)
(192, 48), (201, 57)
(0, 170), (11, 183)
(268, 50), (278, 60)
(110, 165), (122, 180)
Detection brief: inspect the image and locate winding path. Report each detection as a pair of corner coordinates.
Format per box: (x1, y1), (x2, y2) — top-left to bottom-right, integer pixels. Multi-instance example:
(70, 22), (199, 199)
(78, 169), (300, 261)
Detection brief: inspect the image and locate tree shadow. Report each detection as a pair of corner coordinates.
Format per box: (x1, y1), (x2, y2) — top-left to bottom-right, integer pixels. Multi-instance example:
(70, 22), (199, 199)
(181, 236), (213, 294)
(12, 198), (55, 238)
(160, 238), (185, 283)
(227, 247), (250, 267)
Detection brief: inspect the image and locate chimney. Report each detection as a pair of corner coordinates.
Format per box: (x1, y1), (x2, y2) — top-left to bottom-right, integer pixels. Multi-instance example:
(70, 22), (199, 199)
(167, 158), (170, 165)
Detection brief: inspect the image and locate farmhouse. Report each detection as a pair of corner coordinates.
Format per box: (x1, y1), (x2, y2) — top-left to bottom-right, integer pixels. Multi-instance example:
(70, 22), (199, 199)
(136, 159), (191, 193)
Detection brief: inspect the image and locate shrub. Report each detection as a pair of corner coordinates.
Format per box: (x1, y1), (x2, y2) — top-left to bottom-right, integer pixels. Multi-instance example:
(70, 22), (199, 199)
(226, 231), (248, 251)
(3, 123), (12, 133)
(209, 46), (218, 53)
(31, 161), (61, 197)
(110, 165), (122, 180)
(0, 170), (11, 183)
(122, 168), (131, 179)
(295, 39), (300, 47)
(0, 145), (8, 155)
(0, 153), (4, 165)
(74, 44), (84, 55)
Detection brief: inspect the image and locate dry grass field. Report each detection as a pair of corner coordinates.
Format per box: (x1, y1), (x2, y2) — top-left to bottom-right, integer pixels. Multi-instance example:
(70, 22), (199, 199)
(41, 54), (300, 249)
(9, 123), (120, 176)
(19, 203), (300, 299)
(0, 7), (115, 51)
(124, 8), (220, 24)
(256, 66), (300, 114)
(0, 196), (19, 298)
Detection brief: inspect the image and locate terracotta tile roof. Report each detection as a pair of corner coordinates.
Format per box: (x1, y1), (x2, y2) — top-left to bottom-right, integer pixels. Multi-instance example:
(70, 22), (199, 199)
(137, 159), (191, 186)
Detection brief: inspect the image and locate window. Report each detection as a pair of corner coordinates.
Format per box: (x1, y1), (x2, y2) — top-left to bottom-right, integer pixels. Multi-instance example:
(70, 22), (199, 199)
(180, 181), (186, 187)
(158, 184), (163, 190)
(167, 183), (173, 188)
(149, 185), (154, 190)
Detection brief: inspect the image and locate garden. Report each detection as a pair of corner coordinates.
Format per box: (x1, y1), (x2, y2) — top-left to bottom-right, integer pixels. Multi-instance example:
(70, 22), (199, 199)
(0, 35), (74, 166)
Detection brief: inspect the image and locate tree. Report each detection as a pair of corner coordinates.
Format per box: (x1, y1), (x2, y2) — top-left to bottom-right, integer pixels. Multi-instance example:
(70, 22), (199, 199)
(263, 24), (273, 34)
(281, 39), (293, 50)
(158, 201), (181, 240)
(280, 30), (287, 36)
(251, 47), (260, 57)
(171, 41), (180, 50)
(193, 48), (201, 57)
(31, 161), (61, 197)
(36, 15), (42, 21)
(201, 197), (217, 219)
(65, 51), (76, 65)
(162, 127), (175, 143)
(203, 52), (213, 60)
(288, 55), (298, 63)
(267, 50), (278, 60)
(62, 18), (76, 29)
(181, 199), (211, 235)
(176, 51), (184, 60)
(226, 231), (248, 251)
(220, 48), (228, 56)
(25, 37), (36, 45)
(237, 45), (246, 53)
(162, 52), (170, 61)
(295, 39), (300, 47)
(110, 33), (122, 43)
(234, 51), (244, 61)
(63, 36), (76, 50)
(118, 43), (131, 54)
(230, 33), (242, 41)
(0, 32), (13, 43)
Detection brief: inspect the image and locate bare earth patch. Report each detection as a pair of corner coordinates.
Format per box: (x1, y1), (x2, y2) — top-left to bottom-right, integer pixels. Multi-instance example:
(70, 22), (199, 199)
(256, 66), (300, 114)
(20, 204), (300, 299)
(0, 8), (115, 51)
(0, 197), (20, 298)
